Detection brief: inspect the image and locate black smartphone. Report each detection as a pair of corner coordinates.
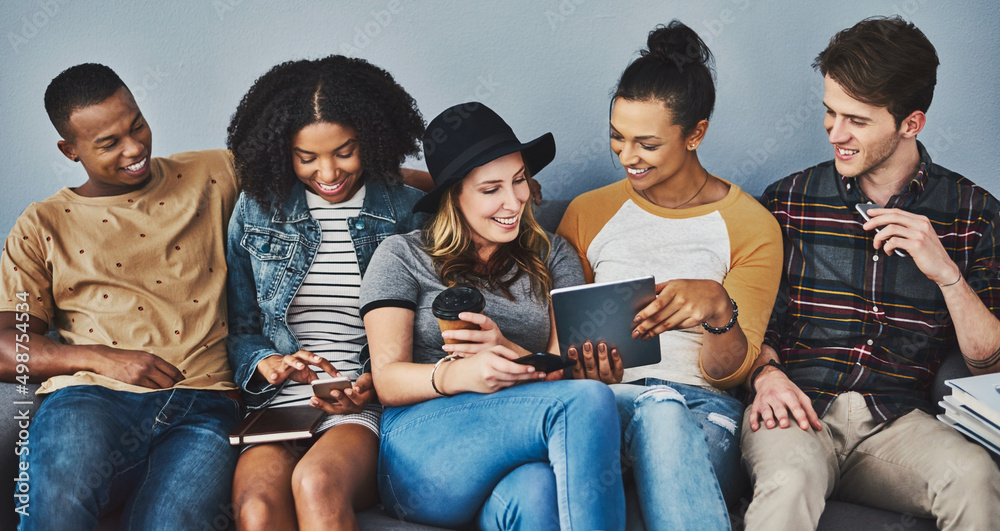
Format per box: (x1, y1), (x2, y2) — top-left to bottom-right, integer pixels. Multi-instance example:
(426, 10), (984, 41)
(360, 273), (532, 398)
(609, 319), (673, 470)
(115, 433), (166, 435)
(855, 203), (906, 257)
(514, 353), (577, 372)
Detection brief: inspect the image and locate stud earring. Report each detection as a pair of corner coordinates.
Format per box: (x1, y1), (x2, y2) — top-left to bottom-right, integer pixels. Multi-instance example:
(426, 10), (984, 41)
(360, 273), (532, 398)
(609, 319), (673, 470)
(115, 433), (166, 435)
(73, 157), (80, 162)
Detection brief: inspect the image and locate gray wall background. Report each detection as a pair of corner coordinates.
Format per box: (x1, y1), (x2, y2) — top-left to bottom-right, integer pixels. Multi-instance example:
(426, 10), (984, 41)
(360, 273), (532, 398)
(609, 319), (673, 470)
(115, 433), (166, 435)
(2, 0), (998, 236)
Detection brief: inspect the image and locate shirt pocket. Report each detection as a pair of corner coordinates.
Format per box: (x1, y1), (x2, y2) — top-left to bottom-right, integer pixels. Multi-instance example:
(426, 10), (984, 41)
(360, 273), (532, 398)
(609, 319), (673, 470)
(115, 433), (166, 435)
(240, 229), (296, 302)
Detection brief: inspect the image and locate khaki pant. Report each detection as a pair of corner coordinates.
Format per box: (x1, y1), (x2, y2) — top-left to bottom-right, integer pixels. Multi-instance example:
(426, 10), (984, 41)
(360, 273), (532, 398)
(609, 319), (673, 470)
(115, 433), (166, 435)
(741, 391), (1000, 530)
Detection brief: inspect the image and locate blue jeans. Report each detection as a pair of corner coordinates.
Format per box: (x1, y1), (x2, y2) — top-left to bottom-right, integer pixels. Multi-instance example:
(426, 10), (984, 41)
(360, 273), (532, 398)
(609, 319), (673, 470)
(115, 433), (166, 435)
(378, 379), (625, 531)
(19, 385), (240, 531)
(613, 379), (745, 531)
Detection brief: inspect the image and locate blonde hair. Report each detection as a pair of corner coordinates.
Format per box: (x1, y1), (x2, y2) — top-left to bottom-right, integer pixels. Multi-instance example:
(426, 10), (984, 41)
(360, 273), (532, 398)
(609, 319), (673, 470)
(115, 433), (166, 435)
(424, 175), (553, 300)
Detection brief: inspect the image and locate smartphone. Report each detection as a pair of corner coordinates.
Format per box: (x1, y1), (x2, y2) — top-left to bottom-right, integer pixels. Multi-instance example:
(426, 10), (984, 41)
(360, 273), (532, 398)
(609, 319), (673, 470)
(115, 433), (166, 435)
(855, 203), (906, 257)
(514, 352), (577, 372)
(311, 375), (352, 398)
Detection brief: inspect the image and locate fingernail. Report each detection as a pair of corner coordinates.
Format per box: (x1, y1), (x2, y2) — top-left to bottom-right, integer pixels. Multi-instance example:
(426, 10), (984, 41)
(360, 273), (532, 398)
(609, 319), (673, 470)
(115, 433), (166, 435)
(631, 330), (639, 338)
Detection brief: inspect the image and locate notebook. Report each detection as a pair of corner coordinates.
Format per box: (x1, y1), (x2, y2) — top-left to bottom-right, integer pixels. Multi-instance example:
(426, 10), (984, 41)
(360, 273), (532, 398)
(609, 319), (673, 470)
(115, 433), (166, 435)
(228, 405), (326, 445)
(551, 275), (661, 369)
(945, 372), (1000, 428)
(938, 397), (1000, 456)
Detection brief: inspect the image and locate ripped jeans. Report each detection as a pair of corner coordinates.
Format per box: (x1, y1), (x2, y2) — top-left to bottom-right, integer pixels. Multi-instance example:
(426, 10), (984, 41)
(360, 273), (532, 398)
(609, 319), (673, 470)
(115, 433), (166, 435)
(612, 379), (745, 531)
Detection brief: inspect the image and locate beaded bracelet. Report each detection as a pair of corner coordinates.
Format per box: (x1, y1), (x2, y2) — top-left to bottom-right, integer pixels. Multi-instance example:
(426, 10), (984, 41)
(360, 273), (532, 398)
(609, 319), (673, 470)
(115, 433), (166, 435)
(702, 298), (739, 334)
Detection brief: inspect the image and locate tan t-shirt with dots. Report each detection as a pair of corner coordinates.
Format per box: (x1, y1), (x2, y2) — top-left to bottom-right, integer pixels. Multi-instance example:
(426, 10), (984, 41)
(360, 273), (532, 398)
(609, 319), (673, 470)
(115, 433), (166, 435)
(1, 149), (239, 394)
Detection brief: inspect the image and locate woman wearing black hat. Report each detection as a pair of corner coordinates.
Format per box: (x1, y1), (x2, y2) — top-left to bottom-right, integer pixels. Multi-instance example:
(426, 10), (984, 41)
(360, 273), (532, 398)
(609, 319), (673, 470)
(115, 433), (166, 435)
(359, 102), (625, 530)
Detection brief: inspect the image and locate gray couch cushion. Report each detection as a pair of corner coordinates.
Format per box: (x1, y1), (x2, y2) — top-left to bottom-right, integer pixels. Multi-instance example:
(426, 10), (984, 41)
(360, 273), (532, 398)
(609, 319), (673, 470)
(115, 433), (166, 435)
(818, 501), (937, 531)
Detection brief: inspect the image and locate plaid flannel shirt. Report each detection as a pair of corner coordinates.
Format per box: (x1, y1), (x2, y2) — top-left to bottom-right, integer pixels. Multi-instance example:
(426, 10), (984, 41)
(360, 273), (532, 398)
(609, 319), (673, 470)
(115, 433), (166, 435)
(761, 142), (1000, 421)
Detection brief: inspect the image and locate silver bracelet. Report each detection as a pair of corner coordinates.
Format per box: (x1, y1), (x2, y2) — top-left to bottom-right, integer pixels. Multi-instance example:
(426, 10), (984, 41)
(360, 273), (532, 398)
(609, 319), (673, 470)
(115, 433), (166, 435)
(938, 273), (963, 288)
(430, 354), (462, 397)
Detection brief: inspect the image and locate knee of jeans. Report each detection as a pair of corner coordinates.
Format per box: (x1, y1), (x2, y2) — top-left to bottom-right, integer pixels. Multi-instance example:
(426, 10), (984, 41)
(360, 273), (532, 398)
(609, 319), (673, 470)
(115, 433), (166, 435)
(485, 463), (559, 531)
(504, 463), (557, 502)
(625, 387), (689, 436)
(635, 385), (686, 406)
(565, 380), (616, 417)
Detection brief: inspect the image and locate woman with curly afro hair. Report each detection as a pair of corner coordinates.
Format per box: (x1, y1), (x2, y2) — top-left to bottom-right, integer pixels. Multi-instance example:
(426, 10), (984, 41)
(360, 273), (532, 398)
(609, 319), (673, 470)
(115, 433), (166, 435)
(225, 55), (427, 530)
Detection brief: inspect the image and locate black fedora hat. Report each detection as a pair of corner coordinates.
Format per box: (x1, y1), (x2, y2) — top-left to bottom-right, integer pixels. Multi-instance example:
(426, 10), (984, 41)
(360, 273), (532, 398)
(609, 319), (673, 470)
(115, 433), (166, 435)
(412, 102), (556, 213)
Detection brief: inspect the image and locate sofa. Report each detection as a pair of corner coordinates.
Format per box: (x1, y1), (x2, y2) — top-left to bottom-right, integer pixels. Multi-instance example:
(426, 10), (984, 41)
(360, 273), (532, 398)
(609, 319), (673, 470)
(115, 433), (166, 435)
(3, 360), (964, 531)
(2, 199), (994, 529)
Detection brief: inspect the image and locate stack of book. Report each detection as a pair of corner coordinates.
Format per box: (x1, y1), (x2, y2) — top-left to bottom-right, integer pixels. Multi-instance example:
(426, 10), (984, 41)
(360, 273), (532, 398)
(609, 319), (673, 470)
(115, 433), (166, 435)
(938, 372), (1000, 456)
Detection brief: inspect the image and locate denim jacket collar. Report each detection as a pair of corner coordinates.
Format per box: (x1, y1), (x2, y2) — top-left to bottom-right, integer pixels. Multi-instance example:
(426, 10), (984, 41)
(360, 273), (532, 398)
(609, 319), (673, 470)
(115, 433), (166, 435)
(272, 179), (400, 225)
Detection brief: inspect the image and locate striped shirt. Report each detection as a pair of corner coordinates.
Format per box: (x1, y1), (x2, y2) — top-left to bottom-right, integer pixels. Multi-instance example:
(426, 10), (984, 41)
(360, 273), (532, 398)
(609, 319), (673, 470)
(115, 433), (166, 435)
(761, 142), (1000, 421)
(270, 186), (368, 434)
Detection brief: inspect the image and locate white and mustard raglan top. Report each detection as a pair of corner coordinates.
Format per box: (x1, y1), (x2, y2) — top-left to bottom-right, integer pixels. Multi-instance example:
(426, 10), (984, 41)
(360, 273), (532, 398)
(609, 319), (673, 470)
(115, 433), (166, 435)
(556, 178), (781, 390)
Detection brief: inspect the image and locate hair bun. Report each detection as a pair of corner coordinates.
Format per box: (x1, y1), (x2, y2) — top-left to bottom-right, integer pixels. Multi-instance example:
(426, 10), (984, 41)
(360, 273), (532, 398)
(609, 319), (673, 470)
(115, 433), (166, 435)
(643, 20), (713, 69)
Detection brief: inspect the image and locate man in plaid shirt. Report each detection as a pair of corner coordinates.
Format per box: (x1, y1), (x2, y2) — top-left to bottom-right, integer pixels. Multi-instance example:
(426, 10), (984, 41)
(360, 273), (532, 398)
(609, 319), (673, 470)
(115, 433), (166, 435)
(741, 17), (1000, 529)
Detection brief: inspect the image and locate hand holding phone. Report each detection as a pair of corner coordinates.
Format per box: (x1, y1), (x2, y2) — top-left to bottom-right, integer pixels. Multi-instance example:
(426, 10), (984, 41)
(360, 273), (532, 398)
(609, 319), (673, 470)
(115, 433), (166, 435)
(513, 352), (577, 372)
(311, 375), (352, 399)
(856, 203), (906, 257)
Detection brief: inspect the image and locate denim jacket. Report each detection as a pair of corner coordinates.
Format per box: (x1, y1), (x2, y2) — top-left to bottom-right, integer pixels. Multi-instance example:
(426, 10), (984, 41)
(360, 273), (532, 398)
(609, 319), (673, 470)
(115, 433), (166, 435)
(226, 179), (425, 409)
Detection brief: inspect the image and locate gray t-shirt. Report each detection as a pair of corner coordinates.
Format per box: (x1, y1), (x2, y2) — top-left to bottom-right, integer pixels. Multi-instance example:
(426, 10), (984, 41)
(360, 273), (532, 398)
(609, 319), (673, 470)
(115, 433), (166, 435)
(360, 230), (584, 364)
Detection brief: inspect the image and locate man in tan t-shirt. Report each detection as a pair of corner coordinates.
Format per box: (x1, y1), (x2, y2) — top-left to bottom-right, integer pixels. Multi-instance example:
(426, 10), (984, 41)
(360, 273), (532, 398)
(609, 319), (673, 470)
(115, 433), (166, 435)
(0, 63), (239, 530)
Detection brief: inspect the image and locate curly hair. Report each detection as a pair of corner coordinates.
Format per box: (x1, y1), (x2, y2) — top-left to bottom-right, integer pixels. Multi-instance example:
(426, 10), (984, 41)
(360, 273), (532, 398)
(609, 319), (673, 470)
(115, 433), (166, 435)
(44, 63), (127, 141)
(423, 172), (553, 301)
(227, 55), (424, 206)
